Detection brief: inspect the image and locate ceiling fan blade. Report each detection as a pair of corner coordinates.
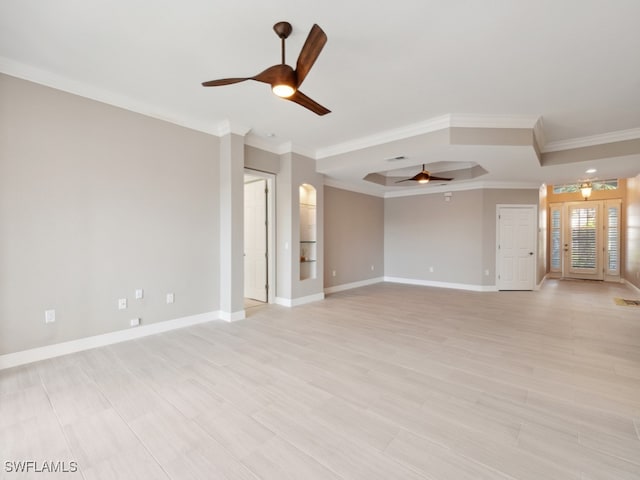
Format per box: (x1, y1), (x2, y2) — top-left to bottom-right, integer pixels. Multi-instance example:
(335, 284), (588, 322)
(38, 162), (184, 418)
(202, 77), (251, 87)
(285, 90), (331, 116)
(394, 178), (414, 183)
(428, 176), (453, 181)
(295, 24), (327, 87)
(251, 65), (284, 84)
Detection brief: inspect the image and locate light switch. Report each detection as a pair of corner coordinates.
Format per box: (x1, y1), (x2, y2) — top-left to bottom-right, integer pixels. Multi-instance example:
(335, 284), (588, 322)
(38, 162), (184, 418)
(135, 289), (144, 300)
(45, 309), (55, 324)
(166, 293), (174, 304)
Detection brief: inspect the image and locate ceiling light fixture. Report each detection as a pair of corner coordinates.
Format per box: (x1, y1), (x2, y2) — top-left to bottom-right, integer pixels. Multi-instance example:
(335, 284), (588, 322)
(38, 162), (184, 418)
(580, 182), (593, 200)
(270, 65), (297, 97)
(586, 168), (597, 174)
(272, 83), (295, 98)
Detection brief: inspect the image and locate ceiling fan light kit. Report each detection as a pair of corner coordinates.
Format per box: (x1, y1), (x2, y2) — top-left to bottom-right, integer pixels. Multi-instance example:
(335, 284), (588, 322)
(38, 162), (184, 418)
(202, 21), (330, 115)
(395, 164), (453, 184)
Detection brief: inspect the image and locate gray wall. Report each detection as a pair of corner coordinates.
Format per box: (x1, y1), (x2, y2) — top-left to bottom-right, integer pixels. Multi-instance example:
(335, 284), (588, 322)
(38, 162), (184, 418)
(385, 188), (539, 286)
(0, 74), (220, 354)
(324, 186), (384, 288)
(626, 174), (640, 289)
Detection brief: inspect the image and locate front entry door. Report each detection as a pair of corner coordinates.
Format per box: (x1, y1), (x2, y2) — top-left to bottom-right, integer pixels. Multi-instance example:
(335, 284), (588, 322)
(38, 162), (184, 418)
(497, 205), (536, 290)
(565, 202), (603, 280)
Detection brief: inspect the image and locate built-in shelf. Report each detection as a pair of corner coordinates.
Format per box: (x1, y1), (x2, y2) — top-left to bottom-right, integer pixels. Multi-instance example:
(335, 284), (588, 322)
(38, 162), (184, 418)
(299, 183), (317, 281)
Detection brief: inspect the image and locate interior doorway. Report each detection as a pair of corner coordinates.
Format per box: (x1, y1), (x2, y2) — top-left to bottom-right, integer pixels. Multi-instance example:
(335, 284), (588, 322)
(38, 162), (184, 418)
(244, 170), (275, 304)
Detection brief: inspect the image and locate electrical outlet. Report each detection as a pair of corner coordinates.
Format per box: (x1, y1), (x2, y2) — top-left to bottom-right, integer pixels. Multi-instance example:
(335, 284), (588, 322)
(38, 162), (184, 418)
(45, 309), (55, 324)
(371, 265), (375, 271)
(332, 270), (336, 277)
(130, 318), (140, 327)
(429, 266), (434, 273)
(166, 293), (175, 304)
(118, 298), (127, 310)
(485, 269), (490, 276)
(135, 289), (144, 300)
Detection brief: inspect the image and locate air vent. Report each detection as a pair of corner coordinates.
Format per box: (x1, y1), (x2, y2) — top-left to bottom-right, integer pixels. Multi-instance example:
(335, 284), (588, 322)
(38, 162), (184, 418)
(386, 155), (407, 162)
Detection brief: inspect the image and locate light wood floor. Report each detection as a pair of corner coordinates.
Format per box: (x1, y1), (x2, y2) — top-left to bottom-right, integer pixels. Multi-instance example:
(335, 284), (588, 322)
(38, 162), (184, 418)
(2, 280), (640, 479)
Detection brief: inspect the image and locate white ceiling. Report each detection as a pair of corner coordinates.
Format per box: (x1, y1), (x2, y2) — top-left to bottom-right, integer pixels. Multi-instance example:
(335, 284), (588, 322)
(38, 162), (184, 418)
(1, 0), (639, 195)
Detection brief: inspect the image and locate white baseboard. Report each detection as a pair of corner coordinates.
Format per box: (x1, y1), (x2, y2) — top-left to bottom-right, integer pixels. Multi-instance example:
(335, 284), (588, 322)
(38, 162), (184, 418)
(624, 279), (640, 294)
(0, 311), (220, 371)
(324, 277), (384, 294)
(219, 310), (246, 322)
(274, 292), (325, 307)
(535, 273), (549, 291)
(383, 276), (498, 292)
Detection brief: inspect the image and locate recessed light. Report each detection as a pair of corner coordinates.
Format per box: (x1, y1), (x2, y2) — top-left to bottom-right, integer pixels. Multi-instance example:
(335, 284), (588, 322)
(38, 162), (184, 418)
(586, 168), (597, 174)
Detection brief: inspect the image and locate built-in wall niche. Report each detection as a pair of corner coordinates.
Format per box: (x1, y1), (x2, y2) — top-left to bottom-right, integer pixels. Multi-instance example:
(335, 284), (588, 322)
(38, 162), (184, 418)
(299, 183), (317, 281)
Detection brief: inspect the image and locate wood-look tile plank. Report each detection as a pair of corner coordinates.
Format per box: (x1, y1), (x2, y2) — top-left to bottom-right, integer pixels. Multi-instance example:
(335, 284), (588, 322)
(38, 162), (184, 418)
(2, 279), (639, 479)
(241, 436), (343, 480)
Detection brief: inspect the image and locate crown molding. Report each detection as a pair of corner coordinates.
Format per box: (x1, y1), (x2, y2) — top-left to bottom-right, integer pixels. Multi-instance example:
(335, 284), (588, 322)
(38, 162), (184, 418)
(216, 119), (251, 137)
(316, 115), (452, 159)
(316, 114), (543, 160)
(533, 116), (546, 150)
(0, 56), (222, 136)
(542, 127), (640, 153)
(449, 113), (541, 129)
(290, 143), (317, 159)
(383, 180), (542, 198)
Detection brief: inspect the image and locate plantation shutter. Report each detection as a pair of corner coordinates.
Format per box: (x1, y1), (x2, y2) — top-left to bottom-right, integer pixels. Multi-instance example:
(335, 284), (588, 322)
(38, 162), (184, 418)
(605, 199), (621, 277)
(549, 204), (562, 273)
(570, 207), (597, 270)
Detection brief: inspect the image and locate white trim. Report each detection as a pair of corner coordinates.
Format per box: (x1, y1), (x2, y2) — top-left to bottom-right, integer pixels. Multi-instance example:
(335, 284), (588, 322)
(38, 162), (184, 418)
(449, 113), (540, 129)
(383, 180), (541, 198)
(315, 114), (542, 160)
(316, 115), (452, 159)
(323, 178), (385, 197)
(274, 292), (325, 307)
(324, 277), (384, 294)
(533, 116), (546, 152)
(535, 273), (549, 291)
(383, 276), (498, 292)
(219, 310), (246, 322)
(0, 311), (220, 370)
(625, 279), (640, 294)
(0, 57), (220, 136)
(542, 127), (640, 153)
(216, 119), (251, 137)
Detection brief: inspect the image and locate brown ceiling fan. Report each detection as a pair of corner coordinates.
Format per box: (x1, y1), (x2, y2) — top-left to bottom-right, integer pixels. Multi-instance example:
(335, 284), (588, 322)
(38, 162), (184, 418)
(202, 21), (330, 116)
(395, 164), (453, 184)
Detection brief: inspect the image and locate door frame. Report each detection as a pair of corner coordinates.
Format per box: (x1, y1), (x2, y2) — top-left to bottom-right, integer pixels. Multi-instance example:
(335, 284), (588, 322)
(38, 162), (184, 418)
(495, 204), (538, 291)
(244, 168), (276, 304)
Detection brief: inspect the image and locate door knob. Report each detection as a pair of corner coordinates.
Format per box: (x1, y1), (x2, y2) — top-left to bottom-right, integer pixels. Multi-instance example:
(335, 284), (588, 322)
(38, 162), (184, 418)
(529, 252), (534, 255)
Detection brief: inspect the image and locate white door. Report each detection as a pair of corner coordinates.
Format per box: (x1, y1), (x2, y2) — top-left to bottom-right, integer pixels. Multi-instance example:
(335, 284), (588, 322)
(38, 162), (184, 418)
(244, 179), (267, 302)
(565, 202), (603, 280)
(497, 206), (536, 290)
